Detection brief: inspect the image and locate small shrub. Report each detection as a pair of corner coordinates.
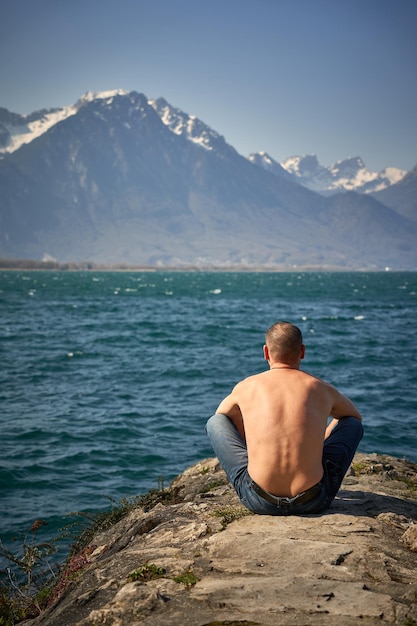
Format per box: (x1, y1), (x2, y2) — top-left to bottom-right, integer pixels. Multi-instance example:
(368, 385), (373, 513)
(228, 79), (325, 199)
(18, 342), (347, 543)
(0, 479), (185, 623)
(48, 544), (97, 605)
(212, 506), (252, 529)
(0, 520), (61, 623)
(136, 485), (183, 512)
(173, 570), (200, 588)
(199, 479), (227, 494)
(351, 461), (367, 476)
(129, 563), (166, 582)
(64, 483), (183, 558)
(64, 493), (149, 557)
(388, 474), (417, 495)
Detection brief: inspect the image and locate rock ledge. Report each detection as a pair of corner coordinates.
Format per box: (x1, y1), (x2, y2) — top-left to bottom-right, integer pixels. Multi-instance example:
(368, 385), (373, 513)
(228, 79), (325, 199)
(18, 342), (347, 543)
(26, 453), (417, 626)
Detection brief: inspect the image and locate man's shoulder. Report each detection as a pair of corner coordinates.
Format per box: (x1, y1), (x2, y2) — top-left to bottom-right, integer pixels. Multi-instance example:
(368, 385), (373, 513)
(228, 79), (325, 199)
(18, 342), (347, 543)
(236, 371), (266, 387)
(301, 369), (332, 388)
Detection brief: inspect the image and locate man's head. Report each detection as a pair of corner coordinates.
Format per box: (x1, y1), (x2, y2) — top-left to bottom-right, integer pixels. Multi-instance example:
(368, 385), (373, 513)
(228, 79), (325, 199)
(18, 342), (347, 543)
(264, 321), (305, 365)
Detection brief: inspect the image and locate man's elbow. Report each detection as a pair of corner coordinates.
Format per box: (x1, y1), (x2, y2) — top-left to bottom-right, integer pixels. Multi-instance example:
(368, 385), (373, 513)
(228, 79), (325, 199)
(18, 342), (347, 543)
(351, 407), (363, 422)
(332, 407), (362, 422)
(340, 412), (362, 422)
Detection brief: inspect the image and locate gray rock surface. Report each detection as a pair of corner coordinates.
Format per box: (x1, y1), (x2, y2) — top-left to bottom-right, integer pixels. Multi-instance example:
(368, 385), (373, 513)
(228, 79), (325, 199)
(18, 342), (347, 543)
(25, 453), (417, 625)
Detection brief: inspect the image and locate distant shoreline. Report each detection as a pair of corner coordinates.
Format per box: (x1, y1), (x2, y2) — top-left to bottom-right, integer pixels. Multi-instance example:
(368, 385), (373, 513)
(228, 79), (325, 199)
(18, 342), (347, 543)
(0, 258), (405, 272)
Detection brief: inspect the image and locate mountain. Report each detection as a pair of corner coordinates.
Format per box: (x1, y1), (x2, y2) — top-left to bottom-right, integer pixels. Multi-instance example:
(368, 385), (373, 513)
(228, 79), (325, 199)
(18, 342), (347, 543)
(248, 152), (293, 181)
(251, 153), (407, 196)
(0, 90), (128, 155)
(0, 90), (416, 269)
(372, 165), (417, 223)
(0, 105), (75, 154)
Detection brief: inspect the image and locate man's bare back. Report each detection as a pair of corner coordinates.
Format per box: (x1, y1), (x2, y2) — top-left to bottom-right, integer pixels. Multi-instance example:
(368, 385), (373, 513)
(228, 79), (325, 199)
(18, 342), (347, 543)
(215, 323), (362, 498)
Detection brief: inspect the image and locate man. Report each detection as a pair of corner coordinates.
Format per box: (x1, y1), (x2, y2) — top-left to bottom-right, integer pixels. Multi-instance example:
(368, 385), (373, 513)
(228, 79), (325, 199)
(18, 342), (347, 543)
(206, 321), (363, 515)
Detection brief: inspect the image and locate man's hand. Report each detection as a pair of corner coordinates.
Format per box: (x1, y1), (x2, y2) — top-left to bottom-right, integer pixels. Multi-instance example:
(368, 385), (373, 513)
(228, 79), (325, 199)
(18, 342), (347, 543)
(324, 418), (339, 440)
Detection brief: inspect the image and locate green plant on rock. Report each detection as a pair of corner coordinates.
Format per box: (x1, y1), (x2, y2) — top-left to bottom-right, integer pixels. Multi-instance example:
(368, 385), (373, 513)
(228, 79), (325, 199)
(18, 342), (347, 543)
(388, 474), (417, 496)
(173, 570), (200, 588)
(136, 483), (184, 512)
(64, 482), (183, 558)
(47, 544), (98, 607)
(199, 479), (227, 494)
(0, 593), (19, 626)
(351, 458), (417, 499)
(129, 564), (199, 588)
(129, 563), (166, 582)
(351, 461), (367, 476)
(0, 478), (188, 624)
(64, 494), (144, 557)
(212, 506), (253, 529)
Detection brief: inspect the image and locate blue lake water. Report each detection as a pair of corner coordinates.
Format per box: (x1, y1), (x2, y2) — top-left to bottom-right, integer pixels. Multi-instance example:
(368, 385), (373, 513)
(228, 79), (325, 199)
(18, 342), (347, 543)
(1, 270), (416, 555)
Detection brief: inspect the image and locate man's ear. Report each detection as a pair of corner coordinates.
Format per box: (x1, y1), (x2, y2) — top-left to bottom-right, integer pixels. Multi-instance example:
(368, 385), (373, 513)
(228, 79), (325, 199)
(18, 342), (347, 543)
(300, 344), (306, 360)
(263, 344), (270, 362)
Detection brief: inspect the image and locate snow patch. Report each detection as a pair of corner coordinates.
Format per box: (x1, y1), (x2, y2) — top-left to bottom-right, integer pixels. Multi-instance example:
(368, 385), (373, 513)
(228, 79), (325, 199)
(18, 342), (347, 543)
(1, 105), (78, 154)
(78, 89), (129, 104)
(274, 153), (406, 195)
(148, 98), (221, 151)
(0, 89), (129, 155)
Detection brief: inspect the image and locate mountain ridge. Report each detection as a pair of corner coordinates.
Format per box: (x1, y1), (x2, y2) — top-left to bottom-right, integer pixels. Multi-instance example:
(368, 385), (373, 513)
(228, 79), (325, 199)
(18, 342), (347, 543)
(0, 90), (415, 269)
(250, 152), (407, 196)
(1, 90), (410, 196)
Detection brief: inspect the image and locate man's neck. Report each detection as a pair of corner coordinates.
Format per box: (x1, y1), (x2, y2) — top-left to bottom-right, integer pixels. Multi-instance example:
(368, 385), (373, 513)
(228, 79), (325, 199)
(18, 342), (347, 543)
(269, 362), (300, 370)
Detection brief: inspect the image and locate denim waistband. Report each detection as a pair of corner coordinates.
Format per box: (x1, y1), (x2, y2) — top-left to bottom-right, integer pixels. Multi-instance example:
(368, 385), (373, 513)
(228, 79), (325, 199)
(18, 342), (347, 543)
(249, 479), (321, 506)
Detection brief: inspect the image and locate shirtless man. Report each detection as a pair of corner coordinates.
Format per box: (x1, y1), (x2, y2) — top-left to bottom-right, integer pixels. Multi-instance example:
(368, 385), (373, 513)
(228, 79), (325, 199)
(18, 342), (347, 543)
(206, 321), (363, 515)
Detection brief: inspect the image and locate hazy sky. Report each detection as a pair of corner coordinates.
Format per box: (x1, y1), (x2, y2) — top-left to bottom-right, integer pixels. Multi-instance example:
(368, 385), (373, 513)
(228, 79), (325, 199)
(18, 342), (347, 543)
(1, 0), (416, 171)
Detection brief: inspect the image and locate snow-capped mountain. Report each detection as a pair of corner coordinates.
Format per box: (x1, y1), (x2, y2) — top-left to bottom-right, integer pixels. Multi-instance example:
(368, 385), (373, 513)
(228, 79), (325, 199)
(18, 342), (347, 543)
(323, 156), (406, 194)
(131, 99), (407, 198)
(0, 90), (231, 159)
(281, 154), (325, 181)
(253, 153), (407, 195)
(0, 90), (129, 156)
(0, 105), (75, 154)
(248, 151), (293, 181)
(372, 164), (417, 223)
(0, 90), (416, 269)
(149, 97), (234, 154)
(1, 90), (407, 198)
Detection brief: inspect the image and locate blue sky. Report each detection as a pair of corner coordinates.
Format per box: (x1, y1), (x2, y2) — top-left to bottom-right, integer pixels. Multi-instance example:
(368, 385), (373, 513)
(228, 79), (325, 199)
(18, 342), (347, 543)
(1, 0), (416, 171)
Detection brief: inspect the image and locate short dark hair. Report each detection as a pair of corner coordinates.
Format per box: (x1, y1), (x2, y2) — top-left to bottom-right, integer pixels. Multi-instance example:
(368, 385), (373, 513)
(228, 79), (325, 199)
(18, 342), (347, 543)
(265, 321), (303, 361)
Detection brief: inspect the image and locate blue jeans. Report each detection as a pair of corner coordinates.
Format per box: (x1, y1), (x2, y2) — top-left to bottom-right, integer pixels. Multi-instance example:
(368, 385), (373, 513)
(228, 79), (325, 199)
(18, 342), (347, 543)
(206, 413), (363, 515)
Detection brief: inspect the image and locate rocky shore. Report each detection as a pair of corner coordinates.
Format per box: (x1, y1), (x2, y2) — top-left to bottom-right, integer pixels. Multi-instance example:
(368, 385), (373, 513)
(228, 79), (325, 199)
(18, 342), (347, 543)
(25, 453), (417, 626)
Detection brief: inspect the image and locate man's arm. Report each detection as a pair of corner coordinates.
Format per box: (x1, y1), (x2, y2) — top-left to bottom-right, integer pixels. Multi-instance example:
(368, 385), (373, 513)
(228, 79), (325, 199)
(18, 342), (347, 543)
(325, 418), (339, 439)
(330, 391), (362, 421)
(216, 388), (245, 440)
(325, 386), (362, 440)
